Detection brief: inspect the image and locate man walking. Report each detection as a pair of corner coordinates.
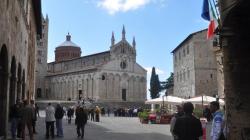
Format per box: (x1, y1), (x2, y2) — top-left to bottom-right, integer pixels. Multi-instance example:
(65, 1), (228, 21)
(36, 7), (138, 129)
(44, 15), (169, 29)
(9, 101), (21, 139)
(90, 108), (95, 121)
(173, 102), (203, 140)
(45, 103), (55, 139)
(67, 107), (74, 124)
(55, 104), (65, 137)
(30, 100), (37, 134)
(19, 100), (34, 140)
(75, 106), (88, 139)
(210, 101), (225, 140)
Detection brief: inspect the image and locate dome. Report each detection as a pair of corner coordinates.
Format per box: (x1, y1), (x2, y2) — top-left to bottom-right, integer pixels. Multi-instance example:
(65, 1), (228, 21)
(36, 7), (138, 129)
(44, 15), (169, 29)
(55, 33), (82, 62)
(57, 33), (80, 47)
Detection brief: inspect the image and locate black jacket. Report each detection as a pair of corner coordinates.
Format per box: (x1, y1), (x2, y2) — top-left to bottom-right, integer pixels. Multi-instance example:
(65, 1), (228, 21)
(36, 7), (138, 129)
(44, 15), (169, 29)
(173, 114), (203, 140)
(55, 106), (65, 119)
(75, 108), (88, 126)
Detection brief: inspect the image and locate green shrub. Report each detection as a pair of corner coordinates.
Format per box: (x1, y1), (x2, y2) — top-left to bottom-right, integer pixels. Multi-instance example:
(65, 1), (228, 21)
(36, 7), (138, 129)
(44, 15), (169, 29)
(193, 108), (203, 118)
(138, 111), (149, 120)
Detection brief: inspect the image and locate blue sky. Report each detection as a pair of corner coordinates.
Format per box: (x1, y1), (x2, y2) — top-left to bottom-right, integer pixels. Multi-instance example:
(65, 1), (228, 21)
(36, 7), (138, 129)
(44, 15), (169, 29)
(42, 0), (208, 97)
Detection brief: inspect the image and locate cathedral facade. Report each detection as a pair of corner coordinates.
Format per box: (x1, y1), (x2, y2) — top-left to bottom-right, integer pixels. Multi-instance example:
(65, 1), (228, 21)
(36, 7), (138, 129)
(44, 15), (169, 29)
(43, 27), (147, 106)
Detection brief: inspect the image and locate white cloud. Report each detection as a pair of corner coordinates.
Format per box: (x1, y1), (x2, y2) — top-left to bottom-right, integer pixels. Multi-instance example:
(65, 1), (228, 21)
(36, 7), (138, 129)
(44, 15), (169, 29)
(145, 67), (165, 75)
(47, 57), (54, 63)
(97, 0), (166, 15)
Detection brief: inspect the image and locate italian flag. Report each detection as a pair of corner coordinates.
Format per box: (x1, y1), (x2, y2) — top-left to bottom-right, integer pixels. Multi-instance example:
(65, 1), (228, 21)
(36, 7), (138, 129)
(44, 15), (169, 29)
(201, 0), (219, 39)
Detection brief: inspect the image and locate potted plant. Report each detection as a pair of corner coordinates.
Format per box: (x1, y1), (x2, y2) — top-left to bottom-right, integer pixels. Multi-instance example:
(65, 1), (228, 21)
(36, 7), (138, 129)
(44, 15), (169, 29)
(138, 111), (149, 124)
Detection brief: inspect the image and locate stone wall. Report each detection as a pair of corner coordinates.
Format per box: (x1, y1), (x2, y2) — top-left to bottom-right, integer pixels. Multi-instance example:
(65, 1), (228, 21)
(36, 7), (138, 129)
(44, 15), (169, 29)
(173, 35), (195, 98)
(36, 16), (49, 98)
(0, 0), (41, 137)
(47, 51), (110, 73)
(173, 30), (218, 98)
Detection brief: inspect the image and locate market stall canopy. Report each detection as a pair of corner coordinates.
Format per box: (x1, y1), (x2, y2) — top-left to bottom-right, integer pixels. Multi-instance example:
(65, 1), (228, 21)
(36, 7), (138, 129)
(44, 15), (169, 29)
(145, 96), (185, 105)
(184, 95), (225, 105)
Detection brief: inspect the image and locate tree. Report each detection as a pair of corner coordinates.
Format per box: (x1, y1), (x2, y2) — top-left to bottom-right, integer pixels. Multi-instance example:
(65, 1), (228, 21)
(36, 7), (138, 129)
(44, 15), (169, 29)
(149, 67), (161, 99)
(160, 72), (174, 96)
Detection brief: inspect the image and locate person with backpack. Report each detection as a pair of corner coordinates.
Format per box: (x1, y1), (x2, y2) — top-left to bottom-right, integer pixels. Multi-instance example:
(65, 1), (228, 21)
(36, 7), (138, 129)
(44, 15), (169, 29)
(55, 104), (65, 137)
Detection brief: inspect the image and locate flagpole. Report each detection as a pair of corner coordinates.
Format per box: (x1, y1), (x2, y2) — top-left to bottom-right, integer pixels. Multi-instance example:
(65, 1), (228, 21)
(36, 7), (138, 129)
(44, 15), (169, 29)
(209, 0), (221, 28)
(211, 0), (220, 19)
(202, 95), (204, 110)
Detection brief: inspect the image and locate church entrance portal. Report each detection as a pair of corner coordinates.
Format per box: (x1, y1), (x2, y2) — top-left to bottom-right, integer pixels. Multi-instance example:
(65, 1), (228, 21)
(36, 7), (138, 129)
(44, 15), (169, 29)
(122, 89), (126, 101)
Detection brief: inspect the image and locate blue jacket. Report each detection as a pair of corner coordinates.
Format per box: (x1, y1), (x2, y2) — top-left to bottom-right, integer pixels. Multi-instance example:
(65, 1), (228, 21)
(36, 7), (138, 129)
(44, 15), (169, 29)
(211, 110), (224, 140)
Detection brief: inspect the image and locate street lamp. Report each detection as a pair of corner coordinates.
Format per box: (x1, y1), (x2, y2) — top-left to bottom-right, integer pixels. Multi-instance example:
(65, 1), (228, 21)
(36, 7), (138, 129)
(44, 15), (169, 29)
(162, 94), (166, 110)
(216, 94), (219, 102)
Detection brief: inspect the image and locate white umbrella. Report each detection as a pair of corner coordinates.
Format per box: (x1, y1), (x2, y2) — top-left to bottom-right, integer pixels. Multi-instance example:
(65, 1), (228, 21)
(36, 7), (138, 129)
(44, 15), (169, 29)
(145, 96), (185, 105)
(184, 95), (225, 105)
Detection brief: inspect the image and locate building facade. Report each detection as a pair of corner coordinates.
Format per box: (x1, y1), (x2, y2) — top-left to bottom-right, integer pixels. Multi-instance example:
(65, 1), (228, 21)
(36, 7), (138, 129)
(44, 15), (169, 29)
(172, 30), (218, 98)
(41, 27), (147, 107)
(0, 0), (42, 137)
(35, 15), (49, 98)
(212, 37), (224, 98)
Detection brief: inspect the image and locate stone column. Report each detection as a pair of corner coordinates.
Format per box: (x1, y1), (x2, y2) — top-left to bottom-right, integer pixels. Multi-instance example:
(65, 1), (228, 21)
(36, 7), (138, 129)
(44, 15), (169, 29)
(219, 0), (250, 139)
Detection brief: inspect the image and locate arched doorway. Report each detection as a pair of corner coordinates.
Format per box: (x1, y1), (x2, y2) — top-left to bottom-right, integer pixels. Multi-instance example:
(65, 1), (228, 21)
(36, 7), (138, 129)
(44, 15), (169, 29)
(0, 45), (8, 137)
(37, 88), (42, 98)
(9, 56), (17, 107)
(22, 70), (25, 100)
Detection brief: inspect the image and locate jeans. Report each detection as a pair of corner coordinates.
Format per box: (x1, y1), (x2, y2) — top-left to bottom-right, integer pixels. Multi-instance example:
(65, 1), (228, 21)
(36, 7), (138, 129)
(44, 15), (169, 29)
(21, 121), (34, 140)
(56, 119), (63, 137)
(46, 121), (55, 138)
(11, 118), (18, 138)
(32, 119), (36, 133)
(77, 124), (85, 138)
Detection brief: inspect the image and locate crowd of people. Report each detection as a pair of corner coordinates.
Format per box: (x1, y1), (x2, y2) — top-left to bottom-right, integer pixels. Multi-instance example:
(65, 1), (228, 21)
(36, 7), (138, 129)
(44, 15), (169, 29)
(44, 102), (99, 139)
(170, 101), (227, 140)
(9, 99), (227, 140)
(9, 100), (39, 140)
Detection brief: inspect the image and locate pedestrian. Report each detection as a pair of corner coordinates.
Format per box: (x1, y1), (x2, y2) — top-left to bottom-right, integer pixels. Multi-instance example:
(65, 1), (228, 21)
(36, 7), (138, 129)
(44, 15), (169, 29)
(133, 108), (138, 117)
(107, 107), (110, 117)
(95, 106), (101, 122)
(170, 105), (184, 140)
(55, 104), (65, 137)
(19, 100), (34, 140)
(9, 101), (21, 139)
(30, 100), (37, 134)
(90, 108), (95, 121)
(210, 101), (225, 140)
(35, 103), (40, 117)
(45, 103), (55, 139)
(17, 102), (24, 138)
(203, 105), (212, 121)
(67, 107), (74, 124)
(173, 102), (203, 140)
(75, 106), (88, 139)
(101, 107), (105, 116)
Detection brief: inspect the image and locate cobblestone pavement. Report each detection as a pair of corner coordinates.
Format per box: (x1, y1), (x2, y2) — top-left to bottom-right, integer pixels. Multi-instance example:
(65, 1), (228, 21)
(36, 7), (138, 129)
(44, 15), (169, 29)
(33, 111), (173, 140)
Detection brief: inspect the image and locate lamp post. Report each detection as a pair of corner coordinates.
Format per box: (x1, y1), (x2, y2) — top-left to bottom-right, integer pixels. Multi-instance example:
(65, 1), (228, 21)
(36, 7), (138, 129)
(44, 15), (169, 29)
(216, 94), (219, 102)
(162, 94), (166, 110)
